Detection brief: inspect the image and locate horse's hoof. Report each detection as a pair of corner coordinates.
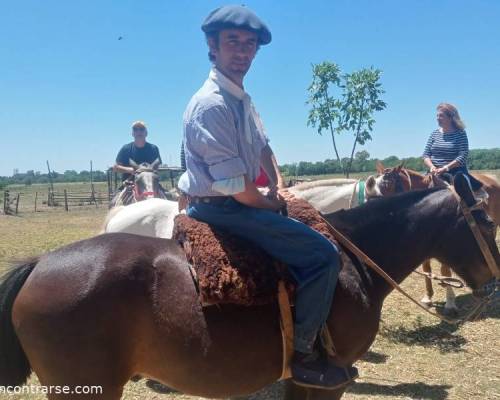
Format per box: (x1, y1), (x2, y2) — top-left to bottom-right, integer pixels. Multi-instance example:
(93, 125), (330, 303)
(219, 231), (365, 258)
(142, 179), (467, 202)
(420, 297), (433, 308)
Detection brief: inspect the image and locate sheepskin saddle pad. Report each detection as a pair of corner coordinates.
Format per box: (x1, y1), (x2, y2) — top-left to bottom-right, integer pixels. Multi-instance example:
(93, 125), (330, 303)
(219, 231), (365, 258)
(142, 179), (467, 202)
(172, 195), (339, 306)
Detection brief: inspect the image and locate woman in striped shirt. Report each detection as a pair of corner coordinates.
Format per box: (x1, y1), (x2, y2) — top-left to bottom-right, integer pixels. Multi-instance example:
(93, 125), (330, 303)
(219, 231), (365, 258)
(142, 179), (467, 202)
(423, 103), (469, 180)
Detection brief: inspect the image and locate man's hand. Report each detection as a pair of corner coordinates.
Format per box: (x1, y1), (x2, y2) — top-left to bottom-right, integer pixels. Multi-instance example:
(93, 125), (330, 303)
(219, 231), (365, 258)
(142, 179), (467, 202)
(233, 176), (286, 211)
(113, 164), (135, 174)
(266, 190), (286, 211)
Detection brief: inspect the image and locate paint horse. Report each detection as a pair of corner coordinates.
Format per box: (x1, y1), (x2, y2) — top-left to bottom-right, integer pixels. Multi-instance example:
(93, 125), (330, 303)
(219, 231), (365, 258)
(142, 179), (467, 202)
(370, 161), (499, 314)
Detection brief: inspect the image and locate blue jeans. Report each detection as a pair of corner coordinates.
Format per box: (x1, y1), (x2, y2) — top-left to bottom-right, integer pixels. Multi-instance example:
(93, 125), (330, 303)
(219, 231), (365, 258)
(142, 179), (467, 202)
(187, 198), (340, 353)
(441, 166), (470, 183)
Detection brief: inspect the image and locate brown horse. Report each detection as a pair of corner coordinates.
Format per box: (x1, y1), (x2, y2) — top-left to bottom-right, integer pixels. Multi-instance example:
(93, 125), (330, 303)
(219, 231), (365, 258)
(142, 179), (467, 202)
(1, 175), (498, 400)
(368, 162), (499, 312)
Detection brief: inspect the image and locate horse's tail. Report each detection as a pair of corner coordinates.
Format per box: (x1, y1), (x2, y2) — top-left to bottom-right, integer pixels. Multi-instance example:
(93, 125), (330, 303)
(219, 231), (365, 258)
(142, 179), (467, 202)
(100, 205), (125, 234)
(0, 258), (38, 386)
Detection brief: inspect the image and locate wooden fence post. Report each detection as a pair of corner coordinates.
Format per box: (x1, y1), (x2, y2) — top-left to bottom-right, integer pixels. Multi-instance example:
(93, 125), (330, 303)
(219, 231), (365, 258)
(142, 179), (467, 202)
(15, 194), (20, 214)
(46, 160), (54, 206)
(3, 190), (8, 214)
(64, 189), (68, 212)
(34, 191), (38, 212)
(107, 169), (112, 202)
(169, 170), (175, 188)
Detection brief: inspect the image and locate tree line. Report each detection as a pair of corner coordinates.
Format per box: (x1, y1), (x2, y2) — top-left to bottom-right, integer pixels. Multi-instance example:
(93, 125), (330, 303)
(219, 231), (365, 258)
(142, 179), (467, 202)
(1, 148), (498, 189)
(279, 148), (500, 177)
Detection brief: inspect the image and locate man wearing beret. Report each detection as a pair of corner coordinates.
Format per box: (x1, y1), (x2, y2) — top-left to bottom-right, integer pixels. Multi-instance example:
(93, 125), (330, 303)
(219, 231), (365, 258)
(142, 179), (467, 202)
(178, 5), (358, 389)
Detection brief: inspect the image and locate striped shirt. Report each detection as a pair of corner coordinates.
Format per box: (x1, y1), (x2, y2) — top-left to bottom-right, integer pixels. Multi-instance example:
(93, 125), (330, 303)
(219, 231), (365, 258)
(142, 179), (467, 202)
(422, 129), (469, 167)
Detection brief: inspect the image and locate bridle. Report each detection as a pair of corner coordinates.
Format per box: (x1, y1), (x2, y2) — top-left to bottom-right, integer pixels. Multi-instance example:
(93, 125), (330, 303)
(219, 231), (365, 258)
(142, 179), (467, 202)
(444, 184), (499, 319)
(392, 168), (412, 193)
(133, 167), (159, 200)
(447, 184), (499, 280)
(380, 168), (413, 195)
(318, 185), (499, 324)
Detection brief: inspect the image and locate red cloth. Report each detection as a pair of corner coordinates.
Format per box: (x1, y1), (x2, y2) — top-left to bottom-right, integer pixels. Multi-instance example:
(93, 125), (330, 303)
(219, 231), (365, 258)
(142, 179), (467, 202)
(254, 167), (269, 187)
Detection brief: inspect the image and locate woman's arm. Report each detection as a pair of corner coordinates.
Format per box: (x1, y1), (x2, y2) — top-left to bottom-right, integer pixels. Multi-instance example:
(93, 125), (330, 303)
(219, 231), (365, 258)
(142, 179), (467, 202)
(422, 132), (437, 173)
(423, 157), (436, 172)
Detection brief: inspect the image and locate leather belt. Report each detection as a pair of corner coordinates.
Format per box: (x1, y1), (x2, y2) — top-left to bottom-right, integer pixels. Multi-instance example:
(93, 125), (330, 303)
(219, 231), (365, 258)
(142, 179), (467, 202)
(188, 196), (230, 205)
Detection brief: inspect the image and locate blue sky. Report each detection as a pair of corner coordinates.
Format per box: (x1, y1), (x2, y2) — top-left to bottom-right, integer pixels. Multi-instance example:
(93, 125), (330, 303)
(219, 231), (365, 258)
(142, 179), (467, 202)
(1, 0), (499, 176)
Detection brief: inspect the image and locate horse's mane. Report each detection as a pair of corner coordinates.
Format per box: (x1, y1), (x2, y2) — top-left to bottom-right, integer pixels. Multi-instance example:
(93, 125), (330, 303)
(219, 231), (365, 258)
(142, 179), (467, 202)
(404, 168), (426, 178)
(401, 168), (444, 187)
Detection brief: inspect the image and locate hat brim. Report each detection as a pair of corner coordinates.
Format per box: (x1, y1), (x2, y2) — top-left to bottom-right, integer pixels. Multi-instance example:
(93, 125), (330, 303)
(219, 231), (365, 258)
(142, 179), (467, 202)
(202, 23), (271, 45)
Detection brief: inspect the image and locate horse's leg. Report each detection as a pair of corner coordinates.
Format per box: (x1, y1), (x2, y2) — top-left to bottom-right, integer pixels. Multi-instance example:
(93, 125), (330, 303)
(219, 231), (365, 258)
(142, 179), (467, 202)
(420, 259), (433, 306)
(21, 337), (129, 400)
(441, 264), (457, 314)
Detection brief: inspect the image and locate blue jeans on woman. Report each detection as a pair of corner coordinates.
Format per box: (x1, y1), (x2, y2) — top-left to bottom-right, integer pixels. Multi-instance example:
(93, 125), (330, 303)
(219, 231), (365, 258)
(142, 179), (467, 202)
(187, 198), (340, 354)
(435, 166), (470, 184)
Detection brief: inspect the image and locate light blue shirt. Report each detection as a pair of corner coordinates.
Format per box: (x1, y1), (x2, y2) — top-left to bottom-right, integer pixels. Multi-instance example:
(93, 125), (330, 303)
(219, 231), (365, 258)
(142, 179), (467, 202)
(178, 73), (269, 196)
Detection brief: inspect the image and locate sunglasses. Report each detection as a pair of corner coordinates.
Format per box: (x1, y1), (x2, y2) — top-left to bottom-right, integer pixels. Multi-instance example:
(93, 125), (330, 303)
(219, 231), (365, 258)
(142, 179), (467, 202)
(133, 128), (146, 132)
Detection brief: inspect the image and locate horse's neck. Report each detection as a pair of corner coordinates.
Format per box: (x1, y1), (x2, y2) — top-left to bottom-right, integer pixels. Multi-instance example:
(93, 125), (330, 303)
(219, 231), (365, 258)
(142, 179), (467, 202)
(406, 170), (429, 189)
(326, 191), (453, 299)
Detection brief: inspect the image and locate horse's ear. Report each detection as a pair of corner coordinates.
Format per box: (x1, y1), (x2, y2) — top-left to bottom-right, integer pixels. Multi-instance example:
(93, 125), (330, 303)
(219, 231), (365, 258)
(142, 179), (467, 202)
(129, 159), (139, 170)
(151, 158), (161, 170)
(399, 160), (406, 169)
(376, 161), (385, 174)
(454, 173), (477, 207)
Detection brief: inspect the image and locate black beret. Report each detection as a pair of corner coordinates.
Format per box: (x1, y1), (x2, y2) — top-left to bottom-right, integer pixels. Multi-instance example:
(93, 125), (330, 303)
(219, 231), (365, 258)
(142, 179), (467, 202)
(201, 5), (272, 45)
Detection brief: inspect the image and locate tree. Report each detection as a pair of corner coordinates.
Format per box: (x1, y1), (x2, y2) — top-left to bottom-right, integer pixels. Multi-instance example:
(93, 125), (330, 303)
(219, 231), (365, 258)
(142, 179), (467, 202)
(342, 68), (386, 176)
(307, 62), (344, 173)
(355, 150), (370, 163)
(307, 62), (386, 177)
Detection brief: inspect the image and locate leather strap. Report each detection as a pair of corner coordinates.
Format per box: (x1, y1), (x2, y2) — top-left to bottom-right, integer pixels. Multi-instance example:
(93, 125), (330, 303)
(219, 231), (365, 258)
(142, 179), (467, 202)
(317, 213), (466, 324)
(447, 187), (500, 279)
(278, 280), (293, 380)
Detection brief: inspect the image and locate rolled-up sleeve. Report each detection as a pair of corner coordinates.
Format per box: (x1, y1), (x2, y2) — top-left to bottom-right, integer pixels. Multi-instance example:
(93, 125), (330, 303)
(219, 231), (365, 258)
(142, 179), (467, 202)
(186, 104), (247, 181)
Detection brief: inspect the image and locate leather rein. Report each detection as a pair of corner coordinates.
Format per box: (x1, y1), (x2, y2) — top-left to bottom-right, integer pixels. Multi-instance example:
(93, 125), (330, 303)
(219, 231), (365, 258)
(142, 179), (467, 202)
(317, 185), (499, 324)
